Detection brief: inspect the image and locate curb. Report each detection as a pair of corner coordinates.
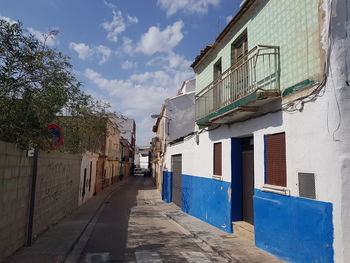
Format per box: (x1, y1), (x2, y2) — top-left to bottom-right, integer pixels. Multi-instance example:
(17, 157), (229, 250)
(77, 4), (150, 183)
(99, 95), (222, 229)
(164, 212), (238, 263)
(142, 181), (236, 263)
(62, 178), (130, 263)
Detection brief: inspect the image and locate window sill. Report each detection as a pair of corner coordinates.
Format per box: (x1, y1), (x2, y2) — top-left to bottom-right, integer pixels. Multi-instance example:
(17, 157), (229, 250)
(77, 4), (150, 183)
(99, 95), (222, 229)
(262, 184), (290, 196)
(212, 175), (223, 181)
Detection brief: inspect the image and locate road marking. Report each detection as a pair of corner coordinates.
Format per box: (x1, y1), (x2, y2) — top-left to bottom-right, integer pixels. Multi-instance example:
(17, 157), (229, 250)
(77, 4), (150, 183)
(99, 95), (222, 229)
(84, 253), (110, 263)
(135, 251), (162, 263)
(181, 251), (212, 263)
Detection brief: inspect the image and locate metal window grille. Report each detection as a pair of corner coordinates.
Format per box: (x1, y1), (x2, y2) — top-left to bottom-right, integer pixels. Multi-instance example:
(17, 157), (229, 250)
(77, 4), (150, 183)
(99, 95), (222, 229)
(265, 133), (286, 187)
(298, 173), (316, 199)
(214, 142), (222, 176)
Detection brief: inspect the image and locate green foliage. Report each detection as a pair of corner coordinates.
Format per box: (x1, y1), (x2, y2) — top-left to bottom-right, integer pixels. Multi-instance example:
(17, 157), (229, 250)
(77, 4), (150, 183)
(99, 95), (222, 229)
(0, 19), (110, 151)
(56, 101), (114, 154)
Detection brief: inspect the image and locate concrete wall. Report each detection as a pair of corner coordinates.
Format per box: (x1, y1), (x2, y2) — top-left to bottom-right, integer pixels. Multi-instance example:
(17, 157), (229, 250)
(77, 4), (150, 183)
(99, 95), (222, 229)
(79, 152), (98, 206)
(104, 160), (120, 185)
(0, 141), (81, 262)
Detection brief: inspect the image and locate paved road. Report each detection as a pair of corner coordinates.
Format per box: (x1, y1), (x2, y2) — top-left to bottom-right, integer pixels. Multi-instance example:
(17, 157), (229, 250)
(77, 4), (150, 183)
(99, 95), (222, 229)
(76, 176), (224, 263)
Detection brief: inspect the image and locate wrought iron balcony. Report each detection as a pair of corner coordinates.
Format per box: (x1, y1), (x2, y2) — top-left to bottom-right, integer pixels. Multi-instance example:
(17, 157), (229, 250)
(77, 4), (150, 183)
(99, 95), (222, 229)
(195, 45), (280, 124)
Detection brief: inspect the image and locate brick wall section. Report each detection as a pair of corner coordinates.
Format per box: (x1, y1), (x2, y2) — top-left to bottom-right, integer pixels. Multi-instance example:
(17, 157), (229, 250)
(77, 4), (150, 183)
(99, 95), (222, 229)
(0, 141), (81, 262)
(0, 142), (32, 262)
(33, 151), (81, 237)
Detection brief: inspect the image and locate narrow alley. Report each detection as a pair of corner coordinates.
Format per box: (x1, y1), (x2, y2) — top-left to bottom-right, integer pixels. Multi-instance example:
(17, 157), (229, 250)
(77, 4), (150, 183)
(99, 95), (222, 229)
(73, 176), (224, 263)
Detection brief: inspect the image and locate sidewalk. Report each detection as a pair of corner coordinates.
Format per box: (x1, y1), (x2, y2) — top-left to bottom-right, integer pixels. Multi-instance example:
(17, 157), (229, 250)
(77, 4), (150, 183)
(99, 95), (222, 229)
(4, 179), (129, 263)
(142, 179), (284, 263)
(5, 177), (283, 263)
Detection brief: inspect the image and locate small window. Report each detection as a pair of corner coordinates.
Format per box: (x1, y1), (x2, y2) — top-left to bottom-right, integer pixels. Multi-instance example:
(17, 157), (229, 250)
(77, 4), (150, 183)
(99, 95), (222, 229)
(214, 142), (222, 176)
(265, 133), (286, 187)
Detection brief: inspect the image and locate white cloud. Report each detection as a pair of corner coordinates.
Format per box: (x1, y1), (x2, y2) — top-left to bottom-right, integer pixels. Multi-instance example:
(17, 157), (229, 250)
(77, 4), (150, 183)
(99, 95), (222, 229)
(136, 21), (184, 55)
(0, 15), (17, 25)
(146, 52), (191, 71)
(84, 67), (193, 145)
(101, 3), (138, 43)
(69, 42), (92, 60)
(121, 60), (137, 70)
(127, 15), (139, 24)
(103, 0), (117, 9)
(84, 67), (193, 116)
(95, 45), (112, 64)
(101, 10), (126, 43)
(28, 27), (58, 47)
(120, 37), (135, 56)
(69, 42), (112, 64)
(157, 0), (220, 16)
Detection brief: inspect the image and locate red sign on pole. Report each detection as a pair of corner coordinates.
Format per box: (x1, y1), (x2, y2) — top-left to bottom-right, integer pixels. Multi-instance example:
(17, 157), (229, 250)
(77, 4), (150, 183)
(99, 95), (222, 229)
(47, 123), (63, 149)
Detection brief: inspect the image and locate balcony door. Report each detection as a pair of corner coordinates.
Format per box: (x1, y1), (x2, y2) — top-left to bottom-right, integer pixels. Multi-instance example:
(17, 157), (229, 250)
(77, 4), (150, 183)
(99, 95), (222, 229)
(212, 58), (222, 112)
(231, 33), (249, 100)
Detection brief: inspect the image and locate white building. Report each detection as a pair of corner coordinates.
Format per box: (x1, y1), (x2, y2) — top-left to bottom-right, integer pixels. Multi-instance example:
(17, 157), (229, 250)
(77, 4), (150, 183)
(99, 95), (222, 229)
(162, 1), (350, 262)
(151, 80), (195, 195)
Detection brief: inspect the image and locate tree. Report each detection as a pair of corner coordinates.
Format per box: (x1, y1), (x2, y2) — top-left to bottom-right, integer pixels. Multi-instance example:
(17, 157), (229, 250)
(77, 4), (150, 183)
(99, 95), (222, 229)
(0, 19), (108, 150)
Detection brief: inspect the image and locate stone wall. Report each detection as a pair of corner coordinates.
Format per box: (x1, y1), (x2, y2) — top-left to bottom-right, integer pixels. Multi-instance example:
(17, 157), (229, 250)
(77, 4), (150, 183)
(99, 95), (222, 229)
(0, 141), (81, 262)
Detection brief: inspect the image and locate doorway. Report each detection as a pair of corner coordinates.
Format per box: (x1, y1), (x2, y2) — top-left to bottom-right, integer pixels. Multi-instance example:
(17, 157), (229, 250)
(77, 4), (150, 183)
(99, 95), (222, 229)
(171, 154), (182, 208)
(231, 137), (255, 225)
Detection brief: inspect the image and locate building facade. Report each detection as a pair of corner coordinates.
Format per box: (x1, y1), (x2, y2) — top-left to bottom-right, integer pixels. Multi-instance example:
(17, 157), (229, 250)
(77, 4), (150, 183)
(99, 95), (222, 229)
(116, 117), (136, 172)
(151, 80), (196, 193)
(161, 0), (350, 262)
(95, 114), (121, 193)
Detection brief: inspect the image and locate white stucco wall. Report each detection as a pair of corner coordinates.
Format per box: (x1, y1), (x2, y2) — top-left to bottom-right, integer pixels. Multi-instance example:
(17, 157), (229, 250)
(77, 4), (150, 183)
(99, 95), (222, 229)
(326, 0), (350, 261)
(79, 152), (98, 206)
(166, 92), (195, 141)
(164, 1), (349, 261)
(165, 135), (196, 175)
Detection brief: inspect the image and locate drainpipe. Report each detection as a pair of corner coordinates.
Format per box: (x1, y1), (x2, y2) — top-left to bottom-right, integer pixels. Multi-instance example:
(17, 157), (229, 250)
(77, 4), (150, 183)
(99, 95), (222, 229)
(26, 149), (38, 246)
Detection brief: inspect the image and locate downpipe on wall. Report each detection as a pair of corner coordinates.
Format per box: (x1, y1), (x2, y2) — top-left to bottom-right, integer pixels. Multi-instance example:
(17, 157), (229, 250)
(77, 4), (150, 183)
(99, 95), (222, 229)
(26, 149), (38, 246)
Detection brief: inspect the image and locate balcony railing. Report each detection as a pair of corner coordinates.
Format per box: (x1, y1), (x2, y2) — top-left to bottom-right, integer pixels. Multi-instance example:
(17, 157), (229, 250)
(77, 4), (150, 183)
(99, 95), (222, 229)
(196, 45), (280, 122)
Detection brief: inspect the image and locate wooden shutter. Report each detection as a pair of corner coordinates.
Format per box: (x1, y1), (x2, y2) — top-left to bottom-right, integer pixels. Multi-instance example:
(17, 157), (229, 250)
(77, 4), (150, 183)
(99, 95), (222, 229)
(214, 142), (222, 176)
(265, 133), (286, 187)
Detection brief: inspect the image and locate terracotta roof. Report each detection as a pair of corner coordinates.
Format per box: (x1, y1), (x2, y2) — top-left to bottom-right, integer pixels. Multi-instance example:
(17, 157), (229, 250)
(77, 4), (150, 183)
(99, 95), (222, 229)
(190, 0), (255, 69)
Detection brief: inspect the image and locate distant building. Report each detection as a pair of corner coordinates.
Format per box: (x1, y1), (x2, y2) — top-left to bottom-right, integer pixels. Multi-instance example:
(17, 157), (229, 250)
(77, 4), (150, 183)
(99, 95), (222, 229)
(138, 146), (150, 170)
(116, 117), (136, 176)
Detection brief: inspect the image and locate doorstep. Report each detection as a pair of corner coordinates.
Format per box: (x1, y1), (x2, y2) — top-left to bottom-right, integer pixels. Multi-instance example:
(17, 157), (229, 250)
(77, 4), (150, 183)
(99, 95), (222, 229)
(233, 221), (255, 243)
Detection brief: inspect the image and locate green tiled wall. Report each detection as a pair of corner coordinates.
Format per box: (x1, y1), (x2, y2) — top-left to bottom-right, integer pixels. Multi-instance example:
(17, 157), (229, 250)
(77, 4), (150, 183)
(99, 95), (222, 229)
(195, 0), (322, 94)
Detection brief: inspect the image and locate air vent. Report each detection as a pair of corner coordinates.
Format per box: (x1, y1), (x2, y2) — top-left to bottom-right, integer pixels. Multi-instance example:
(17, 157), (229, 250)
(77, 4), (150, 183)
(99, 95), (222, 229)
(298, 173), (316, 199)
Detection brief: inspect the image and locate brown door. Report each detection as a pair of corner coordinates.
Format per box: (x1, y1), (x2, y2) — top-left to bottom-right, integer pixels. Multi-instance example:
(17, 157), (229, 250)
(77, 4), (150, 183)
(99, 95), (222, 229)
(171, 154), (182, 208)
(242, 150), (254, 225)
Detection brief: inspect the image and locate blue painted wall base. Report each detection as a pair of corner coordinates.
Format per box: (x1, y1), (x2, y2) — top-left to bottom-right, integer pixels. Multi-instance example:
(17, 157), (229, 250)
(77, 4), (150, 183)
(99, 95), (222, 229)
(254, 189), (334, 263)
(182, 174), (232, 233)
(162, 171), (172, 203)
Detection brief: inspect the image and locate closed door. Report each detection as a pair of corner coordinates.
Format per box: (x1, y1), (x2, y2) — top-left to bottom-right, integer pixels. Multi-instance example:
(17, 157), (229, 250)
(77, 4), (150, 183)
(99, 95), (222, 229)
(242, 150), (254, 225)
(171, 155), (182, 208)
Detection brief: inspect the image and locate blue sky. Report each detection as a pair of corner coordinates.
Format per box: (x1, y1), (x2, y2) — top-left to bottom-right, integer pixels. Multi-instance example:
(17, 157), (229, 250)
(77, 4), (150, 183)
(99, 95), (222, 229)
(1, 0), (240, 145)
